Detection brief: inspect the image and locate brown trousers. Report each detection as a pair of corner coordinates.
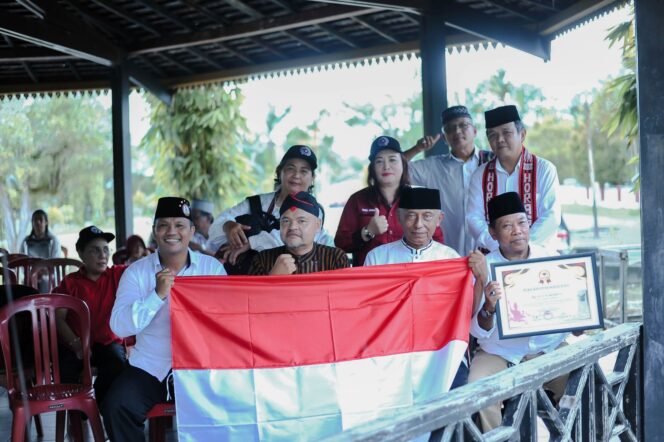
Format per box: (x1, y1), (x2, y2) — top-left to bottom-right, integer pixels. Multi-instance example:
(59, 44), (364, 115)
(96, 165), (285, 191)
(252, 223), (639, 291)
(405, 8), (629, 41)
(468, 345), (569, 432)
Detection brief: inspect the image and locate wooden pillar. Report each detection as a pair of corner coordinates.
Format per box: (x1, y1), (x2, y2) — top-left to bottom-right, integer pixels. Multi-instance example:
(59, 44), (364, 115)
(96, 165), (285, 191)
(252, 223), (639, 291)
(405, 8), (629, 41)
(111, 64), (133, 246)
(635, 0), (664, 440)
(420, 2), (448, 156)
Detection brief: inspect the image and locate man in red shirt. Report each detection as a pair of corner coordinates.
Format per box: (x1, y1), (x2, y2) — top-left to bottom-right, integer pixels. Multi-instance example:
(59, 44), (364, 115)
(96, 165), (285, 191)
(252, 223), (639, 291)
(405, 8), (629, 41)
(55, 226), (127, 407)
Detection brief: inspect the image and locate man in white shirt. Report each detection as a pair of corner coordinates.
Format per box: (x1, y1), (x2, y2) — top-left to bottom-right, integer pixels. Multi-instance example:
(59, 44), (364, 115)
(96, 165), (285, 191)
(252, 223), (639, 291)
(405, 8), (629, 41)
(467, 105), (561, 252)
(189, 198), (214, 253)
(102, 197), (226, 442)
(404, 106), (494, 255)
(365, 187), (487, 389)
(469, 192), (568, 431)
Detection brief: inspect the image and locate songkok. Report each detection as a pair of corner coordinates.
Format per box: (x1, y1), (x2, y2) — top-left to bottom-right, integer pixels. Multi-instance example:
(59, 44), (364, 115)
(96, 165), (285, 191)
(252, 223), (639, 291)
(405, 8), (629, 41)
(441, 105), (472, 125)
(485, 105), (521, 129)
(279, 192), (320, 218)
(368, 135), (402, 161)
(488, 192), (526, 224)
(76, 226), (115, 250)
(154, 197), (192, 221)
(399, 187), (441, 210)
(192, 198), (214, 215)
(279, 145), (317, 171)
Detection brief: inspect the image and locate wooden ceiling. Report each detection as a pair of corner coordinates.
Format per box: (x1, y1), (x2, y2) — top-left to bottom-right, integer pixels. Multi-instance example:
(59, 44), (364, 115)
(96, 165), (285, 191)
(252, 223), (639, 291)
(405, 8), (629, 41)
(0, 0), (622, 96)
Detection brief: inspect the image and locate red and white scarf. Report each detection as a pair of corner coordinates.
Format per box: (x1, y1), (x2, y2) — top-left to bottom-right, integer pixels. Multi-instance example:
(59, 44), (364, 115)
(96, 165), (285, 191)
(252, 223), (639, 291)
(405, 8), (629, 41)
(482, 147), (538, 225)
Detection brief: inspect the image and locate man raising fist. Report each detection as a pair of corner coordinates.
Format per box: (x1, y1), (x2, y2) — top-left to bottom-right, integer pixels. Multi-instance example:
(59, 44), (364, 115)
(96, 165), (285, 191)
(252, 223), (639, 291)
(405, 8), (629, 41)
(249, 192), (349, 275)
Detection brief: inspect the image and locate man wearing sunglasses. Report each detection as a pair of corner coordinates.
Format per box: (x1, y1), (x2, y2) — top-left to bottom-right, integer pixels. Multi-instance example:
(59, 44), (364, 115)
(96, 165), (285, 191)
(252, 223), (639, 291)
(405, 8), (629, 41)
(404, 106), (494, 255)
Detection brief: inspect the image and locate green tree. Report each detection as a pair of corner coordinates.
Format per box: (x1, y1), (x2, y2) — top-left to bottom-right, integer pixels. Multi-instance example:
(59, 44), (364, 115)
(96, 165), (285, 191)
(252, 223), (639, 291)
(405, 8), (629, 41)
(241, 104), (291, 192)
(140, 84), (254, 210)
(343, 93), (423, 148)
(0, 96), (113, 249)
(603, 7), (638, 188)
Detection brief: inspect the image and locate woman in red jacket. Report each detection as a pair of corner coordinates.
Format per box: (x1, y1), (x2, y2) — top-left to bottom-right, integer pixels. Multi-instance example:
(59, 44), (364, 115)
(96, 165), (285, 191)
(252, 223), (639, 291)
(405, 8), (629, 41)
(335, 136), (443, 266)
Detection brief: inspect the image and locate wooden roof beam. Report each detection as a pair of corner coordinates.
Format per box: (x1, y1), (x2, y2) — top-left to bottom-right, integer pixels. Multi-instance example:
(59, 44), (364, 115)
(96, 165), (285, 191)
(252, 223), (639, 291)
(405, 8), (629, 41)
(130, 5), (379, 54)
(0, 47), (77, 63)
(537, 0), (618, 36)
(444, 1), (551, 60)
(306, 0), (425, 14)
(0, 9), (123, 65)
(351, 16), (400, 44)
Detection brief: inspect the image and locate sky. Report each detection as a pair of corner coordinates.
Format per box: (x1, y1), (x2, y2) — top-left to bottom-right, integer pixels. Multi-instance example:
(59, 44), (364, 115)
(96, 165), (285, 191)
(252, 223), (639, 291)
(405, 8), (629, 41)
(126, 5), (629, 162)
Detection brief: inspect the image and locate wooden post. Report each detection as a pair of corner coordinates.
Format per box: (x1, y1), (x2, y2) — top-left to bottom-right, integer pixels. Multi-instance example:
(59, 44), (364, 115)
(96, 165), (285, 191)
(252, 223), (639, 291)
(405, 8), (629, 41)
(111, 64), (133, 247)
(419, 2), (448, 157)
(635, 0), (664, 440)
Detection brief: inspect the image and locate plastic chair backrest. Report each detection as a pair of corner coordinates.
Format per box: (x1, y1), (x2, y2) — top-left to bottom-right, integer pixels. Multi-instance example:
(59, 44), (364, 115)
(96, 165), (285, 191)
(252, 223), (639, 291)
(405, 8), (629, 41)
(0, 267), (17, 285)
(0, 294), (92, 394)
(8, 257), (42, 287)
(29, 258), (83, 293)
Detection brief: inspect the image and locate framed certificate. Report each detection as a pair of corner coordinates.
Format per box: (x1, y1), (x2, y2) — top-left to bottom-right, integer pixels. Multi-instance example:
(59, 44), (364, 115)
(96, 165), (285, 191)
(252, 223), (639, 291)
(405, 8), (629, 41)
(490, 252), (603, 339)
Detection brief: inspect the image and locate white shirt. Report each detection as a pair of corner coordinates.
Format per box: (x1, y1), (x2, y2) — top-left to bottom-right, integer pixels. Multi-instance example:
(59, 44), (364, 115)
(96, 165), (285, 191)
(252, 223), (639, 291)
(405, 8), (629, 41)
(409, 147), (486, 255)
(364, 238), (460, 266)
(469, 244), (568, 365)
(190, 231), (208, 250)
(466, 152), (561, 251)
(206, 191), (333, 253)
(110, 249), (226, 381)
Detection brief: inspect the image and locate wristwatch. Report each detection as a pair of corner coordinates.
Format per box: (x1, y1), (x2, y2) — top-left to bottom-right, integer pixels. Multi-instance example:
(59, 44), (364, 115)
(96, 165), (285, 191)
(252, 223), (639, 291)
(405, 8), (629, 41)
(480, 307), (495, 319)
(362, 226), (375, 241)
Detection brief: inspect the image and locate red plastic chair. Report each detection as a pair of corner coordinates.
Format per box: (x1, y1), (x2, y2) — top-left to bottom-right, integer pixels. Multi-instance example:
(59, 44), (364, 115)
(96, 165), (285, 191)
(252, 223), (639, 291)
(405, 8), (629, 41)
(29, 258), (83, 293)
(7, 257), (42, 288)
(147, 402), (176, 442)
(0, 294), (105, 441)
(0, 266), (17, 285)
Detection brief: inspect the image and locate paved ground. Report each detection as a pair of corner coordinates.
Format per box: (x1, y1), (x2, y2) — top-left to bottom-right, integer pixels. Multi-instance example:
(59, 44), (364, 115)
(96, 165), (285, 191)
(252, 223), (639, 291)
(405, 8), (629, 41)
(0, 387), (177, 442)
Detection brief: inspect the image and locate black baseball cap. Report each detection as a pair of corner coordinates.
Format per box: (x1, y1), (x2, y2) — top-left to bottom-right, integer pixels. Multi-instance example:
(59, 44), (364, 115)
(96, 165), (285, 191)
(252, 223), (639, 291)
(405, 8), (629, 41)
(368, 136), (402, 161)
(279, 145), (317, 171)
(76, 226), (115, 250)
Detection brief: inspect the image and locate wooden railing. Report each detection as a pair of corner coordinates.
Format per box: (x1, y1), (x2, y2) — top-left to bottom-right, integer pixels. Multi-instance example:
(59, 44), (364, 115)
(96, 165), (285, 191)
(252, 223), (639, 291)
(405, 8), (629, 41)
(325, 323), (641, 442)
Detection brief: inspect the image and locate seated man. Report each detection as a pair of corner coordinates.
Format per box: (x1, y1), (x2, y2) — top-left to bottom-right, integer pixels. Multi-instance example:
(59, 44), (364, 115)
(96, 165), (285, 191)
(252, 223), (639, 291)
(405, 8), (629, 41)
(469, 191), (568, 431)
(55, 226), (126, 407)
(249, 192), (349, 275)
(364, 187), (487, 388)
(189, 198), (214, 254)
(103, 197), (226, 442)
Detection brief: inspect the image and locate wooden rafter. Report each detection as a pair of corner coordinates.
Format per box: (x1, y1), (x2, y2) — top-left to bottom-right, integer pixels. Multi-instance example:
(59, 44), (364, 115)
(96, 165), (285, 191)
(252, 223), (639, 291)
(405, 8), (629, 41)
(306, 0), (425, 13)
(129, 5), (380, 55)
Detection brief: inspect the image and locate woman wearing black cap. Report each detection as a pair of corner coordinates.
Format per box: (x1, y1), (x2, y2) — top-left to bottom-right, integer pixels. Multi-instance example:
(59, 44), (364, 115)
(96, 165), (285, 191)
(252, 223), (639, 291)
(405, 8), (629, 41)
(335, 136), (443, 266)
(207, 145), (332, 266)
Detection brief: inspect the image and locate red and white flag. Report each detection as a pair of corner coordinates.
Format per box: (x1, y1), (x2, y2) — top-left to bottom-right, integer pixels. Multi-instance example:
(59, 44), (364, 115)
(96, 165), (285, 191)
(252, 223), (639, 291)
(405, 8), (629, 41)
(170, 258), (473, 441)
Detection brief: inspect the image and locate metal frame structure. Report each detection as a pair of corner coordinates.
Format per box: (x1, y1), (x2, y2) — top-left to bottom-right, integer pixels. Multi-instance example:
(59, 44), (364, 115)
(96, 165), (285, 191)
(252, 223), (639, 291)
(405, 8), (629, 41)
(324, 323), (641, 441)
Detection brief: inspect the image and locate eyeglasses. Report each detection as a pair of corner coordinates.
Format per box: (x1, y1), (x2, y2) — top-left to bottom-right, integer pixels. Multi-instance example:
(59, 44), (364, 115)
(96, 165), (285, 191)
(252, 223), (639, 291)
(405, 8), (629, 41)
(443, 122), (472, 133)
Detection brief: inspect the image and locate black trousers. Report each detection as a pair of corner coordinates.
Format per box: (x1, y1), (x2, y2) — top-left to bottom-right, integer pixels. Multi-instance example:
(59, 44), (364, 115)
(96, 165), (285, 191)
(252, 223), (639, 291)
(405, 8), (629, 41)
(101, 364), (170, 442)
(59, 341), (126, 407)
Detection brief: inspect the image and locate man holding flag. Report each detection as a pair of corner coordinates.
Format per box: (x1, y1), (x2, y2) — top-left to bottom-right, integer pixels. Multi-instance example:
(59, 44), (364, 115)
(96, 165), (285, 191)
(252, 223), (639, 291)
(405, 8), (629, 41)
(102, 197), (226, 442)
(168, 189), (476, 439)
(365, 186), (488, 388)
(248, 192), (349, 275)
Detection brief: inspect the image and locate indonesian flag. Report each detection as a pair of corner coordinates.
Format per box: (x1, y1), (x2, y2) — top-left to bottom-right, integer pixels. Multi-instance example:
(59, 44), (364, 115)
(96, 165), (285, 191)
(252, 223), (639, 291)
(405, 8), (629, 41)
(170, 258), (473, 441)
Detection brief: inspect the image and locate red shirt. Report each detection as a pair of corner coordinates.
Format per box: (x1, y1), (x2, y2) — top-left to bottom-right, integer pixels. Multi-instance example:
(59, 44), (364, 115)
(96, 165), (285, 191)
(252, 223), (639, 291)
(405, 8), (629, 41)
(54, 265), (126, 346)
(334, 187), (444, 266)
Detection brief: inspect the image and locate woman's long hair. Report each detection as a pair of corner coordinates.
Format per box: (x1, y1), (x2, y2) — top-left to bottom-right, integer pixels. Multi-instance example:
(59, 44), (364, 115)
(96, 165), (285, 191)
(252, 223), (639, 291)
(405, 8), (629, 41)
(29, 209), (49, 238)
(366, 152), (410, 206)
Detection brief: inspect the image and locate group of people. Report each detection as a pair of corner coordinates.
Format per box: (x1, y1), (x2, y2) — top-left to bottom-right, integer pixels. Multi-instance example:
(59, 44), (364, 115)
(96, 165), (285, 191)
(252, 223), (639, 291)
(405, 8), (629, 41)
(7, 103), (573, 438)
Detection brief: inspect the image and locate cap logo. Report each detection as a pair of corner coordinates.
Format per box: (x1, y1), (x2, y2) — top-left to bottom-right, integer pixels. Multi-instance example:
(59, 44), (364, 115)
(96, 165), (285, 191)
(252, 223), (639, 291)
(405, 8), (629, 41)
(91, 226), (101, 234)
(182, 202), (191, 217)
(377, 136), (389, 147)
(299, 146), (312, 157)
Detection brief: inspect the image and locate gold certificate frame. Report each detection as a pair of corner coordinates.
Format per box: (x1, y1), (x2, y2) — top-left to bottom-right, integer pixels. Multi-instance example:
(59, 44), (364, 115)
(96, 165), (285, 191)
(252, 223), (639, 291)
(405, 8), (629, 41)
(491, 252), (604, 339)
